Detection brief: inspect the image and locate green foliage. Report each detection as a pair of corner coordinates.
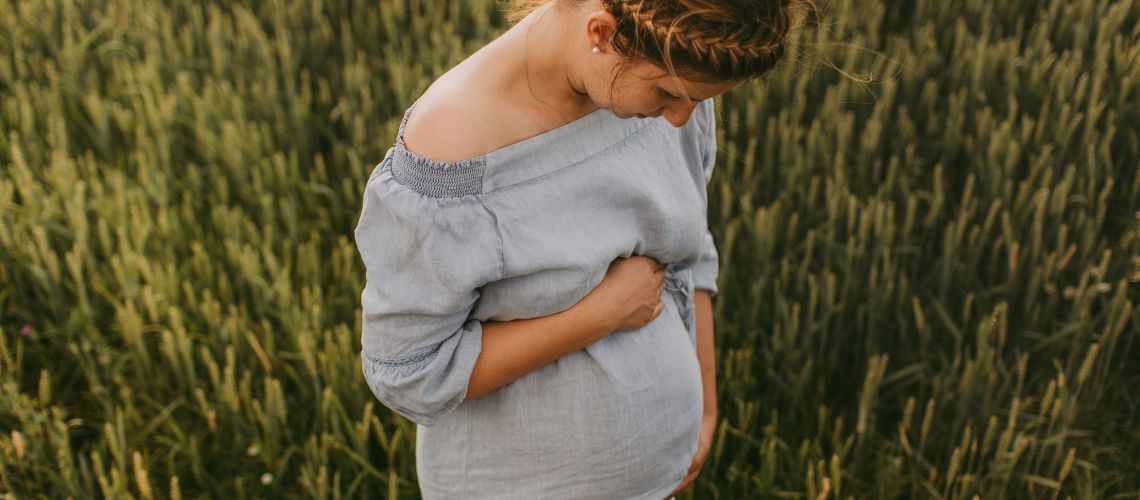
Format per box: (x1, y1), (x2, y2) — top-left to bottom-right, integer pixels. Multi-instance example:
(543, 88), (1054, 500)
(0, 0), (1137, 498)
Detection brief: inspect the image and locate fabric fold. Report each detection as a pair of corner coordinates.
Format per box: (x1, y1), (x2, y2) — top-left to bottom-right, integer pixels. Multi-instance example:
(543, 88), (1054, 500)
(664, 261), (697, 347)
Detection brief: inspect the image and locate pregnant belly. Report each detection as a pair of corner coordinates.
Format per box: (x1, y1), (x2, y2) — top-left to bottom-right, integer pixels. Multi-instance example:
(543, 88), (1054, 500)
(445, 291), (703, 497)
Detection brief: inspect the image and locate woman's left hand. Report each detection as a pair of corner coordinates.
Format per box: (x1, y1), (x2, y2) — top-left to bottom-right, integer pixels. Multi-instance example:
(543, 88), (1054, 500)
(667, 408), (717, 498)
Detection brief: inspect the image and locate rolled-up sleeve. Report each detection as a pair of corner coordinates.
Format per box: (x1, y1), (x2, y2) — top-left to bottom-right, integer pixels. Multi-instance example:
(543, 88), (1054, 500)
(691, 98), (720, 297)
(353, 162), (502, 427)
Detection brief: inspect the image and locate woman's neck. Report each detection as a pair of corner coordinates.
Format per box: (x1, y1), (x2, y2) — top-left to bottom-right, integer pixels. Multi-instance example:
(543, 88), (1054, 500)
(476, 2), (598, 120)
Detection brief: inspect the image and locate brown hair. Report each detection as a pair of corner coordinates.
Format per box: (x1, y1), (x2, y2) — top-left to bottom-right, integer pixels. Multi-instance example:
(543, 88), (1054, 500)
(504, 0), (818, 91)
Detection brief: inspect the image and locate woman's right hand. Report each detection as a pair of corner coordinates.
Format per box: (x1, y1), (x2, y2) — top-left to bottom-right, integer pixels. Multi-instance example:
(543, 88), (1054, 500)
(584, 256), (667, 334)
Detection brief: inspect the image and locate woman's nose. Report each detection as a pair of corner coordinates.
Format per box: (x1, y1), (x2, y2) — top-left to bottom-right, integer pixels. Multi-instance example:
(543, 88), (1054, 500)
(662, 101), (700, 127)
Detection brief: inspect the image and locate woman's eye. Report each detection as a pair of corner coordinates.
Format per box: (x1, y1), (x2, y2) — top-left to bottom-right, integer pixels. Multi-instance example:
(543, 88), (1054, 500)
(659, 89), (678, 100)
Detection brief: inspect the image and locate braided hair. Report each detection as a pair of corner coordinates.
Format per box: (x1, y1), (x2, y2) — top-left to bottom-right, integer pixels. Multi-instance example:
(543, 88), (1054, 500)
(506, 0), (816, 87)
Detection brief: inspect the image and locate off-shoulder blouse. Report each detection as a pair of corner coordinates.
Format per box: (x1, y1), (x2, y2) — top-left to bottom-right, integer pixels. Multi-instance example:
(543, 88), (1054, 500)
(354, 96), (720, 499)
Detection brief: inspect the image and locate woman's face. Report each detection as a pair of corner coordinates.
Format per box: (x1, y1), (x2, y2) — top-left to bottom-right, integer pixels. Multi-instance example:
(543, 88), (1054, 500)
(600, 63), (741, 127)
(573, 3), (742, 127)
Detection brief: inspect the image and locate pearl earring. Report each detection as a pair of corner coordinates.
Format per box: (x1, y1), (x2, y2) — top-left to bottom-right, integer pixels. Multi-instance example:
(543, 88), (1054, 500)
(592, 45), (600, 54)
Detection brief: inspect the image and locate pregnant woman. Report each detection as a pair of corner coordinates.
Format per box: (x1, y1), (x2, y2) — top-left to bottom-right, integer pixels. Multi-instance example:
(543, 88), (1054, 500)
(354, 0), (806, 497)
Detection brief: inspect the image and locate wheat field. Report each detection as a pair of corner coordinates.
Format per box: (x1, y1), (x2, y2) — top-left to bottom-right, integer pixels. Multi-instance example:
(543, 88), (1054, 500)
(1, 0), (1138, 498)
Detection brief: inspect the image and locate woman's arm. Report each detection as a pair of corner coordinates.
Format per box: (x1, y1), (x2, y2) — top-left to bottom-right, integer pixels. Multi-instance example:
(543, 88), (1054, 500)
(669, 289), (719, 496)
(694, 289), (717, 415)
(464, 296), (616, 400)
(465, 256), (670, 401)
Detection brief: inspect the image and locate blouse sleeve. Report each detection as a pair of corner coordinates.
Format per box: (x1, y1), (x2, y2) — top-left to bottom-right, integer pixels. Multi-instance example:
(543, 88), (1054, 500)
(353, 158), (502, 427)
(691, 98), (720, 298)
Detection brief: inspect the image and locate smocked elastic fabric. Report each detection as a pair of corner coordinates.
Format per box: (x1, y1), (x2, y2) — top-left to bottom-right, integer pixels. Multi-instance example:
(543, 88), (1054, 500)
(390, 145), (485, 198)
(390, 105), (486, 198)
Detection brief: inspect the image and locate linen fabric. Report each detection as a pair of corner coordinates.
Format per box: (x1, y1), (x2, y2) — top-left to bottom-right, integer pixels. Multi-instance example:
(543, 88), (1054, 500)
(354, 96), (720, 499)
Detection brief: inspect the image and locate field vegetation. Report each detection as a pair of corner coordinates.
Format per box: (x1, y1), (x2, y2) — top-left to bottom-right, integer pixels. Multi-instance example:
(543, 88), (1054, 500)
(1, 0), (1138, 497)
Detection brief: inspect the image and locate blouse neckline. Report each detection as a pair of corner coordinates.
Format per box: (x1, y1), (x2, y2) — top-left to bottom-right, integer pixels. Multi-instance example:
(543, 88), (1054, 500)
(390, 96), (658, 198)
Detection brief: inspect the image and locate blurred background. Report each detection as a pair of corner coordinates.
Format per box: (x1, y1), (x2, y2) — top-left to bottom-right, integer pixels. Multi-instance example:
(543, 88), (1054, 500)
(1, 0), (1137, 498)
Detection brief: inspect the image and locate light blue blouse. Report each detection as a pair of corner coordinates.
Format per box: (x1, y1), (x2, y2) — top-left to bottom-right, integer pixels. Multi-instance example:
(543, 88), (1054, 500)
(355, 96), (720, 499)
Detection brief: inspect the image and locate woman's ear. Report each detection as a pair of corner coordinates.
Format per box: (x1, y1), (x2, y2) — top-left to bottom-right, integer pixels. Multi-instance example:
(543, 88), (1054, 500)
(584, 9), (618, 52)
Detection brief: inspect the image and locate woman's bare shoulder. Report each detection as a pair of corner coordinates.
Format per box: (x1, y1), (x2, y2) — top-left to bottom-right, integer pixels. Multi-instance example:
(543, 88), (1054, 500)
(400, 84), (498, 163)
(402, 56), (550, 164)
(403, 71), (567, 164)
